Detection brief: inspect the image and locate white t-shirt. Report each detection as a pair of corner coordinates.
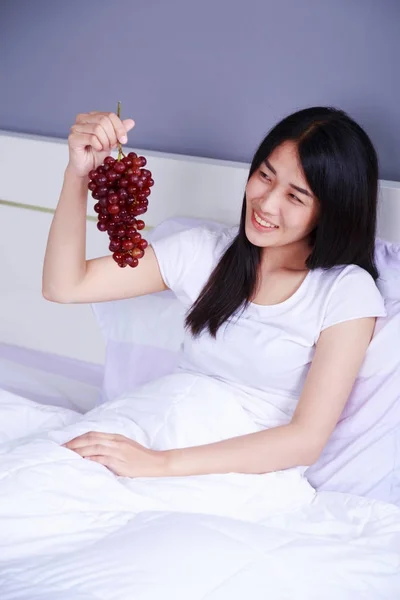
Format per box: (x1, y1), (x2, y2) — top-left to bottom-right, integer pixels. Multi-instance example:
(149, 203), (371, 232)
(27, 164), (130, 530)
(151, 225), (386, 419)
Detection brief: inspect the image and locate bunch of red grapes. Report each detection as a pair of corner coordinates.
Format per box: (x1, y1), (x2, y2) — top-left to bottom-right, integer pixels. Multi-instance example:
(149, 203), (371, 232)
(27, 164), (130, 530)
(88, 152), (154, 268)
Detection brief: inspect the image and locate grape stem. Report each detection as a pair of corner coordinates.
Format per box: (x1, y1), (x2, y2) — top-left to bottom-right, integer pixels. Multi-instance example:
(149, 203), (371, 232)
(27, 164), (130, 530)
(117, 100), (126, 161)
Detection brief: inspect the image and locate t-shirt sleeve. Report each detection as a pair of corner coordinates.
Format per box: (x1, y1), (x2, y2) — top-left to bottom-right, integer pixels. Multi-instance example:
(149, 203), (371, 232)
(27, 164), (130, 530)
(321, 265), (387, 331)
(150, 226), (214, 304)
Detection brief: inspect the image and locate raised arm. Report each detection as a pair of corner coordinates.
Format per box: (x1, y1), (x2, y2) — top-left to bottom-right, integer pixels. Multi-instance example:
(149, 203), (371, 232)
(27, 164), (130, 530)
(42, 111), (167, 304)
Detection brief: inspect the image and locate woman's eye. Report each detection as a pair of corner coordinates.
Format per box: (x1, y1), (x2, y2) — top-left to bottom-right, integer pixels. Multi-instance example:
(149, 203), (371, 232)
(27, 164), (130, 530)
(259, 171), (271, 181)
(289, 193), (303, 204)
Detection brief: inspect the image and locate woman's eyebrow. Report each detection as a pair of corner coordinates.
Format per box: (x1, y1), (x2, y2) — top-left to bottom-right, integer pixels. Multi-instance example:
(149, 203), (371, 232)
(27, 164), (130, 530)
(263, 158), (276, 175)
(263, 159), (311, 197)
(290, 183), (311, 197)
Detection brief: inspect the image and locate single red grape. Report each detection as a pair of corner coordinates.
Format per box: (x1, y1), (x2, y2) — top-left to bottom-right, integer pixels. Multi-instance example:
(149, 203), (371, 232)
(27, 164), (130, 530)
(131, 232), (142, 244)
(96, 175), (108, 185)
(97, 186), (108, 197)
(126, 227), (138, 238)
(108, 192), (119, 204)
(133, 207), (147, 216)
(114, 161), (126, 174)
(109, 240), (121, 252)
(131, 247), (145, 259)
(121, 239), (134, 251)
(107, 171), (118, 182)
(138, 239), (148, 250)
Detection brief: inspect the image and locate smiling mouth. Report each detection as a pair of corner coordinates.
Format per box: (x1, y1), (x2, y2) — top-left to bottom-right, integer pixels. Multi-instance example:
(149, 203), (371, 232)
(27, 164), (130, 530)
(253, 210), (279, 229)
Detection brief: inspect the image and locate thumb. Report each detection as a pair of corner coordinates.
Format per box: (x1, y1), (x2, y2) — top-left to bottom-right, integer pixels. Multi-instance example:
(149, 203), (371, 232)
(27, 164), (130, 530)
(122, 118), (135, 132)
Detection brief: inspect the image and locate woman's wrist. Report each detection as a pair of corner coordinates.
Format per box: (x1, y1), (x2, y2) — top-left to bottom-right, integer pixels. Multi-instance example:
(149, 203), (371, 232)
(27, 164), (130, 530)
(65, 163), (90, 182)
(160, 449), (181, 477)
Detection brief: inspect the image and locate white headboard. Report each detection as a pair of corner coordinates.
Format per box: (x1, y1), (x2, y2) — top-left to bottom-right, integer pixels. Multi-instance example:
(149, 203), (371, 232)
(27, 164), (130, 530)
(1, 130), (399, 364)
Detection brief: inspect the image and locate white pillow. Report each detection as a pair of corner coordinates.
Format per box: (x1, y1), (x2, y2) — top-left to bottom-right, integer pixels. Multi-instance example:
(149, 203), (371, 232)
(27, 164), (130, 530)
(92, 217), (223, 402)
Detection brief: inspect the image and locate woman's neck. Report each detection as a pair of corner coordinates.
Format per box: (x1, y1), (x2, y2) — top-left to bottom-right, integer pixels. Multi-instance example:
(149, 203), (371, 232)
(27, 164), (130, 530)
(260, 238), (311, 273)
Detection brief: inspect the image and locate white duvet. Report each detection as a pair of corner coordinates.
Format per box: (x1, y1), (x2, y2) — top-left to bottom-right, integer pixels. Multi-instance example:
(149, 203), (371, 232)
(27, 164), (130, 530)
(0, 372), (399, 599)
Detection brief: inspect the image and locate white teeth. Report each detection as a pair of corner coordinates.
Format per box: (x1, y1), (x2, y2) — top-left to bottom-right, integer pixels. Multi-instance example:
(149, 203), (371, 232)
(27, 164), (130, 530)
(254, 211), (278, 228)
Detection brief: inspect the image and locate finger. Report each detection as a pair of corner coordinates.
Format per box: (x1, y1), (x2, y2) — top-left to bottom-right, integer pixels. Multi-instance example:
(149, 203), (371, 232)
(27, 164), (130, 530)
(71, 123), (112, 151)
(105, 112), (135, 144)
(70, 444), (120, 458)
(91, 115), (118, 149)
(68, 132), (103, 153)
(63, 431), (117, 449)
(64, 439), (115, 452)
(76, 112), (134, 145)
(74, 113), (116, 148)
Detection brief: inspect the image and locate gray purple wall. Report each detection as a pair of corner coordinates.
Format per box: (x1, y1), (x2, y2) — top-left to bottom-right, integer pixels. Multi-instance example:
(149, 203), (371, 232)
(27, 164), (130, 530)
(0, 0), (399, 179)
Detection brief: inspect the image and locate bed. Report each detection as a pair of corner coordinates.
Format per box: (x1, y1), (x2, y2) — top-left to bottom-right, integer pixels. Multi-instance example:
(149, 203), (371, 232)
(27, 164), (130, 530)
(0, 130), (400, 599)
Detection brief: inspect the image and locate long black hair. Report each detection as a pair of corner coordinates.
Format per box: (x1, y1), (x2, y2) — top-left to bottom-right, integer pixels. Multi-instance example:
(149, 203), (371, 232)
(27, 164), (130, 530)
(185, 106), (379, 338)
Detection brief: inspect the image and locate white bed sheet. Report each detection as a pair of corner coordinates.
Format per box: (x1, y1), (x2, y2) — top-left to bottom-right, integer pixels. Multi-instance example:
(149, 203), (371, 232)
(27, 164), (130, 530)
(0, 372), (399, 599)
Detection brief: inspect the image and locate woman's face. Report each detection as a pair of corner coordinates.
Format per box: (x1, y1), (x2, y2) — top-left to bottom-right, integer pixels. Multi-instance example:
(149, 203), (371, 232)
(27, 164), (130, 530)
(245, 141), (319, 249)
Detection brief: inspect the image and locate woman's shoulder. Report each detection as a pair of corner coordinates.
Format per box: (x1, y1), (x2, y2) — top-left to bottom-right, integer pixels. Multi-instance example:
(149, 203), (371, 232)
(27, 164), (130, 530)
(312, 263), (380, 293)
(175, 222), (237, 261)
(310, 264), (386, 331)
(149, 221), (238, 303)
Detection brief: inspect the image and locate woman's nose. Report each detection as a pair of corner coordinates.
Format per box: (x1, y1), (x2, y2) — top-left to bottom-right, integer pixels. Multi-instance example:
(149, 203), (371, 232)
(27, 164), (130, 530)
(258, 188), (281, 215)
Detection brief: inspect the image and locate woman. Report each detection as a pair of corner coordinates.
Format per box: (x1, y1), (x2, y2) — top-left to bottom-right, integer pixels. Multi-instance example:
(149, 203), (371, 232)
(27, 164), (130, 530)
(42, 106), (386, 480)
